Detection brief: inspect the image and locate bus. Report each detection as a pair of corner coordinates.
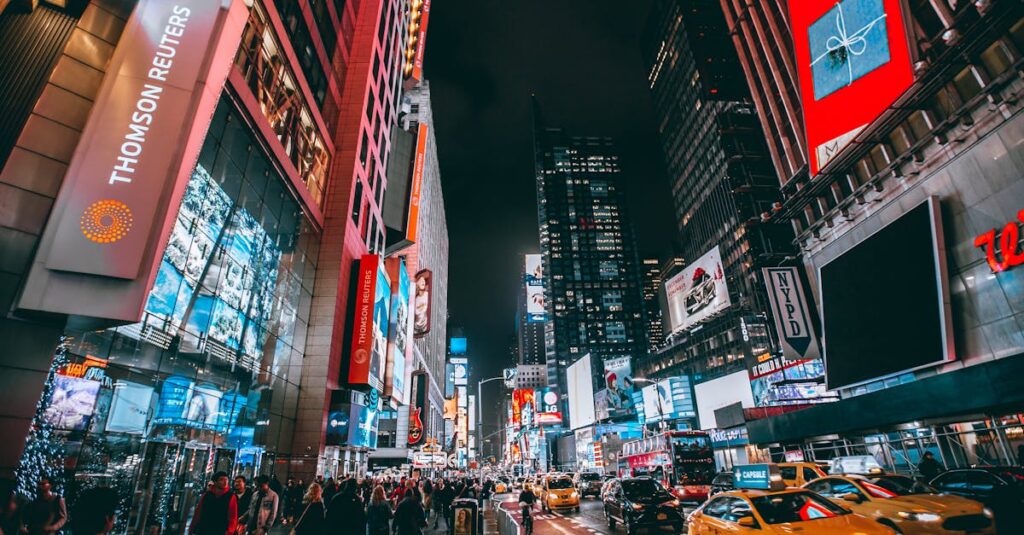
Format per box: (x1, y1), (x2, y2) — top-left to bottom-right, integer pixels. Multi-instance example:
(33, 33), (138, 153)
(617, 430), (716, 502)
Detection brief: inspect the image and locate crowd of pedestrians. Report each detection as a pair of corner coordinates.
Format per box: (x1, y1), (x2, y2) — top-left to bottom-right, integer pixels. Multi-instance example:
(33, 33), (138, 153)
(0, 472), (495, 535)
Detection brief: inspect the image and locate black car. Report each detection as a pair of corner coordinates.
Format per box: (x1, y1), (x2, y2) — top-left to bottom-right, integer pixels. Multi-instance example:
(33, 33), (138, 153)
(575, 471), (603, 498)
(603, 477), (684, 534)
(930, 466), (1024, 523)
(709, 471), (734, 497)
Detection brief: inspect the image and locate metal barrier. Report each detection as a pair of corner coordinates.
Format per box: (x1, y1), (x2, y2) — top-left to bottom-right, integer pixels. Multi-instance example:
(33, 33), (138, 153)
(492, 499), (520, 535)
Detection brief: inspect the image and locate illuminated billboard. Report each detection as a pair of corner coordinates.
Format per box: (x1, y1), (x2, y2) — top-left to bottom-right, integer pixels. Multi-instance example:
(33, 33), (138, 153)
(408, 372), (427, 446)
(450, 337), (467, 355)
(384, 258), (414, 406)
(414, 269), (432, 337)
(567, 354), (596, 430)
(511, 388), (536, 426)
(638, 377), (694, 424)
(349, 255), (390, 390)
(20, 0), (250, 322)
(525, 254), (546, 323)
(536, 388), (563, 425)
(451, 357), (468, 386)
(665, 246), (730, 333)
(595, 356), (636, 421)
(694, 371), (754, 430)
(789, 0), (915, 174)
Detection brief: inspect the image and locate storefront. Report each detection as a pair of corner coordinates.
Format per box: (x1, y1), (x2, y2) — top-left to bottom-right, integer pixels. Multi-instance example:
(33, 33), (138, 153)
(21, 95), (320, 535)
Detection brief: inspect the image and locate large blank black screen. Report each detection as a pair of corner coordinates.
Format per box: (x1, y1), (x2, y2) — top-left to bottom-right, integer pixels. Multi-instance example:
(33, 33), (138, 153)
(820, 201), (946, 389)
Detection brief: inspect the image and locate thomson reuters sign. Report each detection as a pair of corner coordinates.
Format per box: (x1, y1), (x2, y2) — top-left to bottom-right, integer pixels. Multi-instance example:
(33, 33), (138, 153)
(19, 0), (249, 322)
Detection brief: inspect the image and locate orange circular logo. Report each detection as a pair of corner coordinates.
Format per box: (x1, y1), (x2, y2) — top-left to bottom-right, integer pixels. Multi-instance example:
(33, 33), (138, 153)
(80, 200), (133, 243)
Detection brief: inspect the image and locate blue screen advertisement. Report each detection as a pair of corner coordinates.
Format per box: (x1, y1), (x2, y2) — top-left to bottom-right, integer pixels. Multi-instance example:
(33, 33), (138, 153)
(153, 375), (247, 433)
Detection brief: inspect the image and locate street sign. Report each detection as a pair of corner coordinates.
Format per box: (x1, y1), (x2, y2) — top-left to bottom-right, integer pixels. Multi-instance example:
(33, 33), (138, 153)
(734, 464), (782, 491)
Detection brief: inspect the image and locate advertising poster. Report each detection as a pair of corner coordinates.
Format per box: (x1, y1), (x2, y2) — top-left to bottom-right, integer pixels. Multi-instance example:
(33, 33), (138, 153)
(185, 383), (223, 429)
(449, 337), (467, 355)
(384, 258), (413, 405)
(525, 254), (546, 323)
(536, 388), (562, 425)
(348, 255), (390, 390)
(567, 354), (596, 430)
(325, 406), (351, 446)
(665, 246), (730, 333)
(511, 389), (536, 426)
(789, 0), (915, 174)
(694, 371), (755, 430)
(350, 401), (380, 449)
(408, 373), (427, 446)
(105, 381), (154, 434)
(444, 362), (456, 399)
(451, 357), (468, 386)
(413, 270), (432, 337)
(640, 380), (674, 422)
(443, 396), (458, 420)
(43, 374), (101, 431)
(595, 356), (635, 421)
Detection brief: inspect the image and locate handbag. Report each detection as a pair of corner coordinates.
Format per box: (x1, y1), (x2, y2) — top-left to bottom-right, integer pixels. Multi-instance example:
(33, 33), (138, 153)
(287, 502), (313, 535)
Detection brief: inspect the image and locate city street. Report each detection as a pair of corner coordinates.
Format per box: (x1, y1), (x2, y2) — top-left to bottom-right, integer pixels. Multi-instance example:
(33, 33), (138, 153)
(493, 493), (694, 535)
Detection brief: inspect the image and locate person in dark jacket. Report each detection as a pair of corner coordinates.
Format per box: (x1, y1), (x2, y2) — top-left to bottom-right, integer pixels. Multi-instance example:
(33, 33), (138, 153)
(189, 472), (238, 535)
(233, 476), (253, 532)
(917, 452), (943, 481)
(324, 479), (364, 535)
(392, 492), (425, 535)
(71, 487), (118, 535)
(365, 486), (392, 535)
(321, 479), (337, 506)
(292, 483), (325, 535)
(431, 480), (453, 530)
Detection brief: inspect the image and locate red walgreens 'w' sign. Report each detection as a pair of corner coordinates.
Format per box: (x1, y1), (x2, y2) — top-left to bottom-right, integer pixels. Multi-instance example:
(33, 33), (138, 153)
(975, 209), (1024, 273)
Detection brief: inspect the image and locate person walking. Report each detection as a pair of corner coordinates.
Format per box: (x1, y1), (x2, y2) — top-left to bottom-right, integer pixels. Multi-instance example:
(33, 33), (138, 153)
(392, 491), (425, 535)
(431, 480), (451, 531)
(324, 480), (364, 535)
(71, 487), (118, 535)
(418, 480), (432, 524)
(322, 479), (337, 506)
(917, 452), (943, 481)
(245, 475), (279, 535)
(232, 476), (253, 534)
(189, 472), (238, 535)
(365, 486), (392, 535)
(292, 483), (325, 535)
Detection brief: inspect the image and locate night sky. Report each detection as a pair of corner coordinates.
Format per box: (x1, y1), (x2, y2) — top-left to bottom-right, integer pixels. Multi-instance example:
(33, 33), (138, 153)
(422, 1), (676, 421)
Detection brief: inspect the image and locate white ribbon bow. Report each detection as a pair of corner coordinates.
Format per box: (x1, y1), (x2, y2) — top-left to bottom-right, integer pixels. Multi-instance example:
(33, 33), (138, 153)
(810, 2), (888, 85)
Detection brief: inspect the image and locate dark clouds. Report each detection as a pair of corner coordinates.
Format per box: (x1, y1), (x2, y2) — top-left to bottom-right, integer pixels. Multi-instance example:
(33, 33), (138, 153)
(423, 1), (676, 402)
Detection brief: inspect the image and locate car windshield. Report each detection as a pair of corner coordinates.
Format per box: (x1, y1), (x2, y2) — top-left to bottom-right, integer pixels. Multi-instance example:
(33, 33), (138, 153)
(580, 473), (601, 481)
(750, 491), (850, 524)
(866, 475), (937, 496)
(548, 478), (573, 489)
(621, 479), (672, 500)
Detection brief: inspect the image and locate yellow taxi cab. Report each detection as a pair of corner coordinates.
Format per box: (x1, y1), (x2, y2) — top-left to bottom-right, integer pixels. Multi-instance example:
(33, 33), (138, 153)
(777, 461), (829, 487)
(688, 464), (895, 535)
(541, 475), (581, 512)
(803, 472), (995, 534)
(494, 479), (508, 494)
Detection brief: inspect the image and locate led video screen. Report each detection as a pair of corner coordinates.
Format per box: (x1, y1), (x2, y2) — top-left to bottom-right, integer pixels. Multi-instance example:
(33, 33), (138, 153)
(820, 198), (952, 389)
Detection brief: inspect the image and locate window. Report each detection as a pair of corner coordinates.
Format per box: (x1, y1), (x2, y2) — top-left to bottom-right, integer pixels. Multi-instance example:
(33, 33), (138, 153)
(966, 471), (998, 492)
(803, 468), (821, 484)
(351, 181), (363, 224)
(779, 466), (797, 481)
(702, 497), (731, 519)
(932, 471), (969, 491)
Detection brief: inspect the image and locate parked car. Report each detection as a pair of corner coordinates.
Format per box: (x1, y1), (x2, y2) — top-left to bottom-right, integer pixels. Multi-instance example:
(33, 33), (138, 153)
(574, 471), (603, 498)
(709, 471), (734, 497)
(804, 473), (994, 534)
(777, 462), (828, 488)
(603, 477), (684, 534)
(929, 466), (1024, 529)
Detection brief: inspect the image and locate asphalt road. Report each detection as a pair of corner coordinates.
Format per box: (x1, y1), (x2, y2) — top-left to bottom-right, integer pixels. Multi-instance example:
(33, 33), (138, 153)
(494, 492), (696, 535)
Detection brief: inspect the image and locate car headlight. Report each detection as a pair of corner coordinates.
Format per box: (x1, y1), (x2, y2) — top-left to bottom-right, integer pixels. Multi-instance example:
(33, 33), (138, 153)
(631, 503), (645, 511)
(569, 491), (578, 498)
(896, 511), (942, 522)
(982, 507), (994, 519)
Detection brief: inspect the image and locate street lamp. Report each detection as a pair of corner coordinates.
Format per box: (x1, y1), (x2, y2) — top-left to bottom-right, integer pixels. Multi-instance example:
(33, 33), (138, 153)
(477, 376), (504, 468)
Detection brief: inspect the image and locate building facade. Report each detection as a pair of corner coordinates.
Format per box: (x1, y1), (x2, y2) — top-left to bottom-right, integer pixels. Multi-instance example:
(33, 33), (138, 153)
(532, 100), (649, 422)
(640, 257), (665, 352)
(733, 0), (1024, 471)
(516, 254), (546, 366)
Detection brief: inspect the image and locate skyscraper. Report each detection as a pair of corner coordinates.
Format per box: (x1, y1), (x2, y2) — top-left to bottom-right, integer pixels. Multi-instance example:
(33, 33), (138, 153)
(640, 258), (665, 352)
(532, 99), (648, 420)
(517, 254), (546, 366)
(639, 0), (812, 404)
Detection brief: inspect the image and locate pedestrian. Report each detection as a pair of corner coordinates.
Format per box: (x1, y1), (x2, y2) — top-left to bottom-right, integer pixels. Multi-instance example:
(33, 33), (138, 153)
(392, 490), (426, 535)
(23, 477), (67, 535)
(71, 487), (118, 535)
(233, 476), (253, 534)
(285, 479), (304, 524)
(245, 475), (279, 535)
(324, 479), (364, 535)
(292, 483), (325, 535)
(365, 486), (392, 535)
(322, 478), (337, 505)
(0, 479), (21, 535)
(917, 451), (943, 481)
(189, 472), (238, 535)
(419, 479), (432, 523)
(431, 480), (451, 530)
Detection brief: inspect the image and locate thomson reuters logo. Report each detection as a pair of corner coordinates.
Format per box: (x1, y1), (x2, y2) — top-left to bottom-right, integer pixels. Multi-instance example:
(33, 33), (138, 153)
(80, 200), (133, 243)
(353, 348), (369, 364)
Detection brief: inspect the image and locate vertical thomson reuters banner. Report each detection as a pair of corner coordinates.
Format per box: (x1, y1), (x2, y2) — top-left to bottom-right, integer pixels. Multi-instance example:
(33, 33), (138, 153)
(349, 255), (390, 391)
(763, 267), (821, 361)
(20, 0), (250, 321)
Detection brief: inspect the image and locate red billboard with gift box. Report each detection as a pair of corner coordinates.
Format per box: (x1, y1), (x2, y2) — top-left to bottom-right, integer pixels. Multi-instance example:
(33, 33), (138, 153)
(789, 0), (915, 175)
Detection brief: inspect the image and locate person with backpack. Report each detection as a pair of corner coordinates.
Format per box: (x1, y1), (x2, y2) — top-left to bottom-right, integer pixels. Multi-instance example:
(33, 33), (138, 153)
(188, 472), (238, 535)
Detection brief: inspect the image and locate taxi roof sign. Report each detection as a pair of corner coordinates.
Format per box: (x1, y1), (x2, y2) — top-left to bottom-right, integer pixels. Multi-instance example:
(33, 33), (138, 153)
(734, 464), (785, 491)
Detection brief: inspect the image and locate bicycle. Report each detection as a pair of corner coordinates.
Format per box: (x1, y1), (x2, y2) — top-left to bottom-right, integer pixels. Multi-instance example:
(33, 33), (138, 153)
(519, 501), (534, 535)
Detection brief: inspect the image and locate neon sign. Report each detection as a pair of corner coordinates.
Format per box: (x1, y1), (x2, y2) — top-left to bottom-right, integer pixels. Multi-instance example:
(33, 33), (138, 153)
(974, 210), (1024, 273)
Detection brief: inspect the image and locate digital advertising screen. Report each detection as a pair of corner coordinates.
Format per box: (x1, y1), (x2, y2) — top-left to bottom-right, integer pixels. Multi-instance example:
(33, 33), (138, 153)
(385, 258), (413, 405)
(665, 246), (731, 333)
(595, 356), (636, 421)
(449, 337), (467, 355)
(567, 354), (596, 429)
(695, 371), (755, 430)
(536, 388), (562, 425)
(820, 197), (952, 389)
(511, 388), (536, 426)
(525, 254), (546, 323)
(349, 255), (390, 390)
(451, 357), (468, 386)
(789, 0), (915, 174)
(43, 374), (101, 431)
(105, 381), (154, 434)
(445, 362), (456, 399)
(413, 269), (432, 337)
